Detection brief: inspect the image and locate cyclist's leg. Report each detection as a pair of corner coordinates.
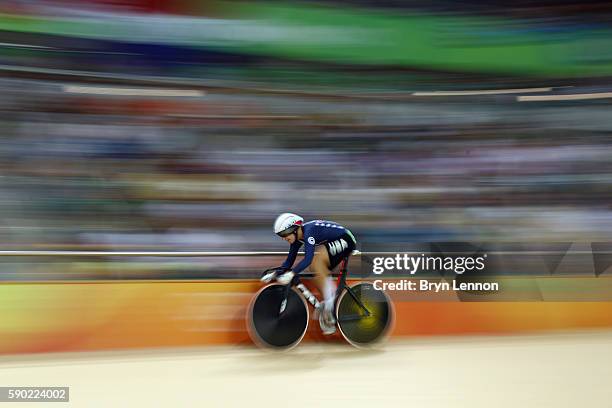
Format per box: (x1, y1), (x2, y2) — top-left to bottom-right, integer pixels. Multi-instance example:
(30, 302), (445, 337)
(311, 249), (334, 308)
(311, 249), (337, 334)
(314, 232), (356, 307)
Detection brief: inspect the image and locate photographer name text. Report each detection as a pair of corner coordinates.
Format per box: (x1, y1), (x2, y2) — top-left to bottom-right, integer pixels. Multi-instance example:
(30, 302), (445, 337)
(373, 279), (499, 292)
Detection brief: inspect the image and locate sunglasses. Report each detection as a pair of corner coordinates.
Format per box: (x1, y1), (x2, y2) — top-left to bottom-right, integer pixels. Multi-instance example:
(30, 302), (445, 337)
(277, 226), (298, 238)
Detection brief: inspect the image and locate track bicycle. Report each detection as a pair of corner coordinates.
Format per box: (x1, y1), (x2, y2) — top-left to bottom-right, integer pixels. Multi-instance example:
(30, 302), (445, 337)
(246, 255), (394, 350)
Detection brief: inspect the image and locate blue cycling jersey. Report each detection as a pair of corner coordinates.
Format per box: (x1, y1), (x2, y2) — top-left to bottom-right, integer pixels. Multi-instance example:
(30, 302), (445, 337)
(280, 220), (356, 273)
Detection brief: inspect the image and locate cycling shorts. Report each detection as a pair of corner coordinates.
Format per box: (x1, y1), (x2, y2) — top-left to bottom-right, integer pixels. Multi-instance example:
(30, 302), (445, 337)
(324, 230), (357, 270)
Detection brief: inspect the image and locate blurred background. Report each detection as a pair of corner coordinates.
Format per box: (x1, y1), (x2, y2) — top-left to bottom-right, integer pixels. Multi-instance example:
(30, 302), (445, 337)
(2, 0), (612, 280)
(2, 4), (612, 405)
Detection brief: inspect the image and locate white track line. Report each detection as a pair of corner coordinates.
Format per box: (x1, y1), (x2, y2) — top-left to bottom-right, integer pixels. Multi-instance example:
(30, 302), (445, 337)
(0, 42), (54, 49)
(413, 87), (552, 96)
(518, 92), (612, 101)
(63, 85), (204, 97)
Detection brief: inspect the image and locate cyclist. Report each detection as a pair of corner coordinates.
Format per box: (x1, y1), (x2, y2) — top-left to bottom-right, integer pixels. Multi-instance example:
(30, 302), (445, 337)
(263, 213), (357, 335)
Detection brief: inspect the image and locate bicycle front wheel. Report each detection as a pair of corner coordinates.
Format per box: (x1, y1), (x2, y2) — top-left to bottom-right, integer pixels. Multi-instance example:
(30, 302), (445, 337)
(336, 282), (394, 348)
(247, 283), (309, 350)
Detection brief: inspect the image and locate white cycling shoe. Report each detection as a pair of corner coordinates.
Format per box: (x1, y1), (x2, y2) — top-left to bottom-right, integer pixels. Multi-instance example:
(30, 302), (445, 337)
(317, 304), (336, 335)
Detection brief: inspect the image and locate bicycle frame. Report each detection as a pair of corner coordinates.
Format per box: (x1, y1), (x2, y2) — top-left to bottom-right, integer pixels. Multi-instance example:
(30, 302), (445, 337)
(279, 257), (371, 318)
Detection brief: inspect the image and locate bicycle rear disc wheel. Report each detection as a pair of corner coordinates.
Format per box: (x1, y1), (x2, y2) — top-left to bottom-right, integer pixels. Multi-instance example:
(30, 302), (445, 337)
(336, 282), (394, 348)
(247, 284), (309, 350)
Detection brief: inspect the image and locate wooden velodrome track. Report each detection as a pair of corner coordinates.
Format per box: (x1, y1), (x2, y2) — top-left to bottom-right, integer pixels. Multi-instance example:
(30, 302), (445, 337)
(0, 332), (610, 407)
(1, 276), (612, 407)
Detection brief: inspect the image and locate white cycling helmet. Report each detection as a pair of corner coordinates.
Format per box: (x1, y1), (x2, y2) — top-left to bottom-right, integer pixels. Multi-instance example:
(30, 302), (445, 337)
(274, 213), (304, 237)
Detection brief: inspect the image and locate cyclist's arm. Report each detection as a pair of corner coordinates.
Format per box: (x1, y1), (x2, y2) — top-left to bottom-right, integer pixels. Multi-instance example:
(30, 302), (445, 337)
(292, 237), (315, 274)
(280, 241), (301, 270)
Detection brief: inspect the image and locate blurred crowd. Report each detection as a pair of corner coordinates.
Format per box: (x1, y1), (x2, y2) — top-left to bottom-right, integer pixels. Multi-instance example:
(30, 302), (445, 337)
(2, 78), (612, 278)
(1, 0), (612, 279)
